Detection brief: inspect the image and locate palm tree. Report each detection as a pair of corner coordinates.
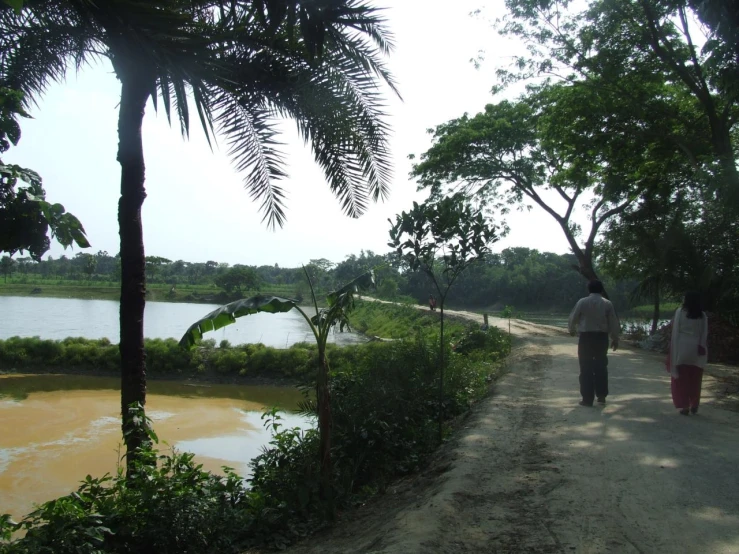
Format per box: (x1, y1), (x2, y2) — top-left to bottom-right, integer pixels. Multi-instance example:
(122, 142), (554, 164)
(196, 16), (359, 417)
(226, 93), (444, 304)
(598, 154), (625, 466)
(0, 0), (397, 469)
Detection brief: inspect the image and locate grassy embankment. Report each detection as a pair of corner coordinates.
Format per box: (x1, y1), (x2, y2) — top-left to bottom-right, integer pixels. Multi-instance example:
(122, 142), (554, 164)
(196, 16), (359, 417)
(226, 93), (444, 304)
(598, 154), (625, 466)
(0, 300), (468, 383)
(627, 302), (680, 319)
(0, 300), (509, 552)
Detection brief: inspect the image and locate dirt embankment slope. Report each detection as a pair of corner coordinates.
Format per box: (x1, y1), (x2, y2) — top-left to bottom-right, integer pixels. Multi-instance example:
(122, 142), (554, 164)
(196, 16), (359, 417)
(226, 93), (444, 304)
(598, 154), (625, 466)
(284, 309), (739, 554)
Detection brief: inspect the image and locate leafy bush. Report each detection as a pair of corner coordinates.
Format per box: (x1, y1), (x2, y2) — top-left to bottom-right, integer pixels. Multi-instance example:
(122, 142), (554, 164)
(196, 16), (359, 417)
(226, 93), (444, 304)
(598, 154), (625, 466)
(1, 450), (252, 554)
(0, 324), (509, 552)
(247, 411), (323, 545)
(212, 348), (248, 374)
(452, 327), (510, 358)
(347, 300), (467, 340)
(0, 337), (316, 379)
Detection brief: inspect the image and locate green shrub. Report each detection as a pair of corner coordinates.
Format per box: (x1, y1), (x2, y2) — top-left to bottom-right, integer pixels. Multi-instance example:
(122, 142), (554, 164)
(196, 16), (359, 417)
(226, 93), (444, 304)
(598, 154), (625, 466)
(211, 349), (248, 374)
(0, 324), (509, 552)
(145, 338), (191, 373)
(248, 411), (322, 540)
(1, 449), (252, 554)
(347, 300), (466, 340)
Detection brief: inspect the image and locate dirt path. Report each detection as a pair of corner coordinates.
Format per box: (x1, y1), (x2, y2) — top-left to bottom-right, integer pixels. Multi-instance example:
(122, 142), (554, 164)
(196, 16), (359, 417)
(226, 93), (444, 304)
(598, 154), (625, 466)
(286, 309), (739, 554)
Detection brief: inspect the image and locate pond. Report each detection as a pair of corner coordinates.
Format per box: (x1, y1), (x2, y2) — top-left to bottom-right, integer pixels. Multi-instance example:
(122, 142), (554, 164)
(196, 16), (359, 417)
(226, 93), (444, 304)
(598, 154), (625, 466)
(0, 296), (367, 347)
(516, 312), (669, 332)
(0, 374), (309, 522)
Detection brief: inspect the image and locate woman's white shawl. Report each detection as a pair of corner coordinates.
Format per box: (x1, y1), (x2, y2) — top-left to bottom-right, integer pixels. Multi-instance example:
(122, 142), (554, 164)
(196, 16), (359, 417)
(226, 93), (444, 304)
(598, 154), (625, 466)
(668, 308), (708, 378)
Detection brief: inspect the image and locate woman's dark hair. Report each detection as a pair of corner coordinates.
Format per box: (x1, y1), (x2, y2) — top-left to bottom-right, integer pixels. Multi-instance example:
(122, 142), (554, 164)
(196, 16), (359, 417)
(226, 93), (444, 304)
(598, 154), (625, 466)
(587, 280), (604, 294)
(682, 291), (703, 319)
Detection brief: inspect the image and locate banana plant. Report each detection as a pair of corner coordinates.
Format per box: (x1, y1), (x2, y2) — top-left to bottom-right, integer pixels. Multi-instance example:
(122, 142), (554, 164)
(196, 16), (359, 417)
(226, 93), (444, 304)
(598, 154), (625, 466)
(180, 268), (375, 511)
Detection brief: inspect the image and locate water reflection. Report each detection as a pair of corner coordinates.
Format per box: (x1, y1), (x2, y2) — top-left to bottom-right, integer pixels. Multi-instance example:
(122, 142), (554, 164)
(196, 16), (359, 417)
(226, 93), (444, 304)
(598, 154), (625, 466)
(177, 411), (309, 469)
(0, 296), (367, 348)
(517, 312), (668, 331)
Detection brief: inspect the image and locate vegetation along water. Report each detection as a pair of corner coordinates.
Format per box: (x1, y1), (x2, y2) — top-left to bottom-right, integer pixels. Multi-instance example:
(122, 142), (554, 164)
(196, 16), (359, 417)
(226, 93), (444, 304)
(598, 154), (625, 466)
(1, 0), (737, 551)
(0, 300), (509, 551)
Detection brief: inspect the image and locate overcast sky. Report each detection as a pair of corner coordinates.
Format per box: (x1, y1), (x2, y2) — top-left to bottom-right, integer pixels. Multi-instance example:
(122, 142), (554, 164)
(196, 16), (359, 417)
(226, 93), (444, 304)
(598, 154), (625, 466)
(8, 1), (579, 267)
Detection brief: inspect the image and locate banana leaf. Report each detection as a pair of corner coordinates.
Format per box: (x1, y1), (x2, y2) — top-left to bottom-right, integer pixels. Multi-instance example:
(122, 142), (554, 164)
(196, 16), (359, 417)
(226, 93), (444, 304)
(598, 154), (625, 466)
(179, 295), (298, 349)
(179, 270), (376, 350)
(326, 269), (375, 306)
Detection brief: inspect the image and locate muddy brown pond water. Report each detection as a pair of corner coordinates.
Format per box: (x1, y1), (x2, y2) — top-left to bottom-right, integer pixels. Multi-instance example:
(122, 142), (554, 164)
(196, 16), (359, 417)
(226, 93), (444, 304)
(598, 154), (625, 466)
(0, 374), (307, 522)
(0, 295), (365, 522)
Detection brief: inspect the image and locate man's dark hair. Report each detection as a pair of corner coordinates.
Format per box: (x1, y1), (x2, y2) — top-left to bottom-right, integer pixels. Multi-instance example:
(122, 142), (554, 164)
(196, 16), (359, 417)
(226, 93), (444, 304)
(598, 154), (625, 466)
(587, 280), (604, 294)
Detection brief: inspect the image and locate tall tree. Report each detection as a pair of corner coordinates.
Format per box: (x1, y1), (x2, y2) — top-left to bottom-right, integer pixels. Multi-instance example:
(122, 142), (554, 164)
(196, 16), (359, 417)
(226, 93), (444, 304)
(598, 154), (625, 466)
(410, 80), (680, 288)
(214, 265), (260, 294)
(498, 0), (739, 195)
(599, 195), (685, 333)
(0, 1), (397, 468)
(0, 254), (14, 282)
(388, 195), (497, 440)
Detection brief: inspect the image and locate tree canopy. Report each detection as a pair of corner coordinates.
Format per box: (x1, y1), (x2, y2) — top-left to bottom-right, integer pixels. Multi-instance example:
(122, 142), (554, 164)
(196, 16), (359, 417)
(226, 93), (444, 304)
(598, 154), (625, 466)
(0, 87), (89, 260)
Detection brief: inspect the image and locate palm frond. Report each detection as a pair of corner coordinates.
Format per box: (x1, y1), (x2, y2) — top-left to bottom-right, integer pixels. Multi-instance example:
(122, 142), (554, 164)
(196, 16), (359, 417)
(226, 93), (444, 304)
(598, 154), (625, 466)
(214, 93), (289, 227)
(1, 0), (398, 231)
(0, 5), (99, 103)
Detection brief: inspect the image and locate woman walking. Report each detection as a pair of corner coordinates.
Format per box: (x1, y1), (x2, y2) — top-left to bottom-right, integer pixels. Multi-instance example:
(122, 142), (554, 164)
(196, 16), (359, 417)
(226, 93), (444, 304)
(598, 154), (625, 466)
(667, 292), (708, 415)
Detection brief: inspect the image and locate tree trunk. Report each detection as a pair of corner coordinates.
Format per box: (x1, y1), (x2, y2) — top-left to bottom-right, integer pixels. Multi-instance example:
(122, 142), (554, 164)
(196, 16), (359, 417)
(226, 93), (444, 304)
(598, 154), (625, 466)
(707, 113), (739, 194)
(571, 252), (611, 299)
(116, 72), (152, 473)
(438, 303), (445, 443)
(651, 278), (660, 335)
(317, 346), (333, 516)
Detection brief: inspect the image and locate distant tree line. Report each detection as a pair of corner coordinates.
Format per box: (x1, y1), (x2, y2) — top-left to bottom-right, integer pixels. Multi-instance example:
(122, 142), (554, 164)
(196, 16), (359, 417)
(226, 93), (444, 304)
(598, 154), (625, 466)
(4, 247), (646, 314)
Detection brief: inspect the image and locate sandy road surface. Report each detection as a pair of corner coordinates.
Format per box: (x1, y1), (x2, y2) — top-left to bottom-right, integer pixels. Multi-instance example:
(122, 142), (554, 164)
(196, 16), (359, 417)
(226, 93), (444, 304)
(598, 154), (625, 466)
(286, 309), (739, 554)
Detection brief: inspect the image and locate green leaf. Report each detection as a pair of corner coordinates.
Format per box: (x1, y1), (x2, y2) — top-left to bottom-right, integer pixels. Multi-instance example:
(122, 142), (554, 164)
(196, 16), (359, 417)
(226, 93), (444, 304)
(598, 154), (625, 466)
(179, 295), (298, 349)
(326, 269), (375, 307)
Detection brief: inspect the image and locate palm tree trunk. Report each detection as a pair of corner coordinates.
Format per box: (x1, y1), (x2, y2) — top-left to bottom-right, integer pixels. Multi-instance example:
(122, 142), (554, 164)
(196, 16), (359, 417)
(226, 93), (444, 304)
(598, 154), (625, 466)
(116, 73), (152, 472)
(317, 346), (333, 515)
(438, 303), (445, 442)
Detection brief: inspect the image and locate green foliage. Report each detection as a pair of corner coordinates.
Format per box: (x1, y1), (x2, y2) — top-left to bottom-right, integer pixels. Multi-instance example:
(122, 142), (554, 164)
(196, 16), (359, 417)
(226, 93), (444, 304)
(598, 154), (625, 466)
(451, 327), (510, 359)
(249, 327), (509, 535)
(180, 295), (297, 350)
(348, 300), (467, 340)
(0, 86), (89, 261)
(214, 265), (261, 294)
(0, 2), (399, 228)
(488, 0), (739, 316)
(389, 194), (497, 440)
(0, 255), (13, 282)
(0, 336), (319, 379)
(0, 245), (642, 314)
(248, 411), (323, 543)
(0, 327), (510, 552)
(389, 195), (497, 288)
(409, 82), (655, 286)
(1, 446), (252, 554)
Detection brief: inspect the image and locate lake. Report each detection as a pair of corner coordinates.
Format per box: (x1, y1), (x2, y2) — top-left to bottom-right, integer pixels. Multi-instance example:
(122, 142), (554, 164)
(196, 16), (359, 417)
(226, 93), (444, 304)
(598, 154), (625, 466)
(516, 312), (669, 332)
(0, 374), (309, 522)
(0, 295), (354, 523)
(0, 296), (367, 347)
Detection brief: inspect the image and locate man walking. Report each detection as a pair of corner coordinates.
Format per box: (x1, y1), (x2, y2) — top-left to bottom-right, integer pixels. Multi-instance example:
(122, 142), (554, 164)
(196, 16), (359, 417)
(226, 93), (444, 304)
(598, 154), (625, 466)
(568, 280), (620, 407)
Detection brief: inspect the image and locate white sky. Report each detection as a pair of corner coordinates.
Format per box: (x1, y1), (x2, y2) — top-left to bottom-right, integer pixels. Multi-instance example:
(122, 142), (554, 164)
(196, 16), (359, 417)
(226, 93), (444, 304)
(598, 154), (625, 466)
(7, 1), (576, 267)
